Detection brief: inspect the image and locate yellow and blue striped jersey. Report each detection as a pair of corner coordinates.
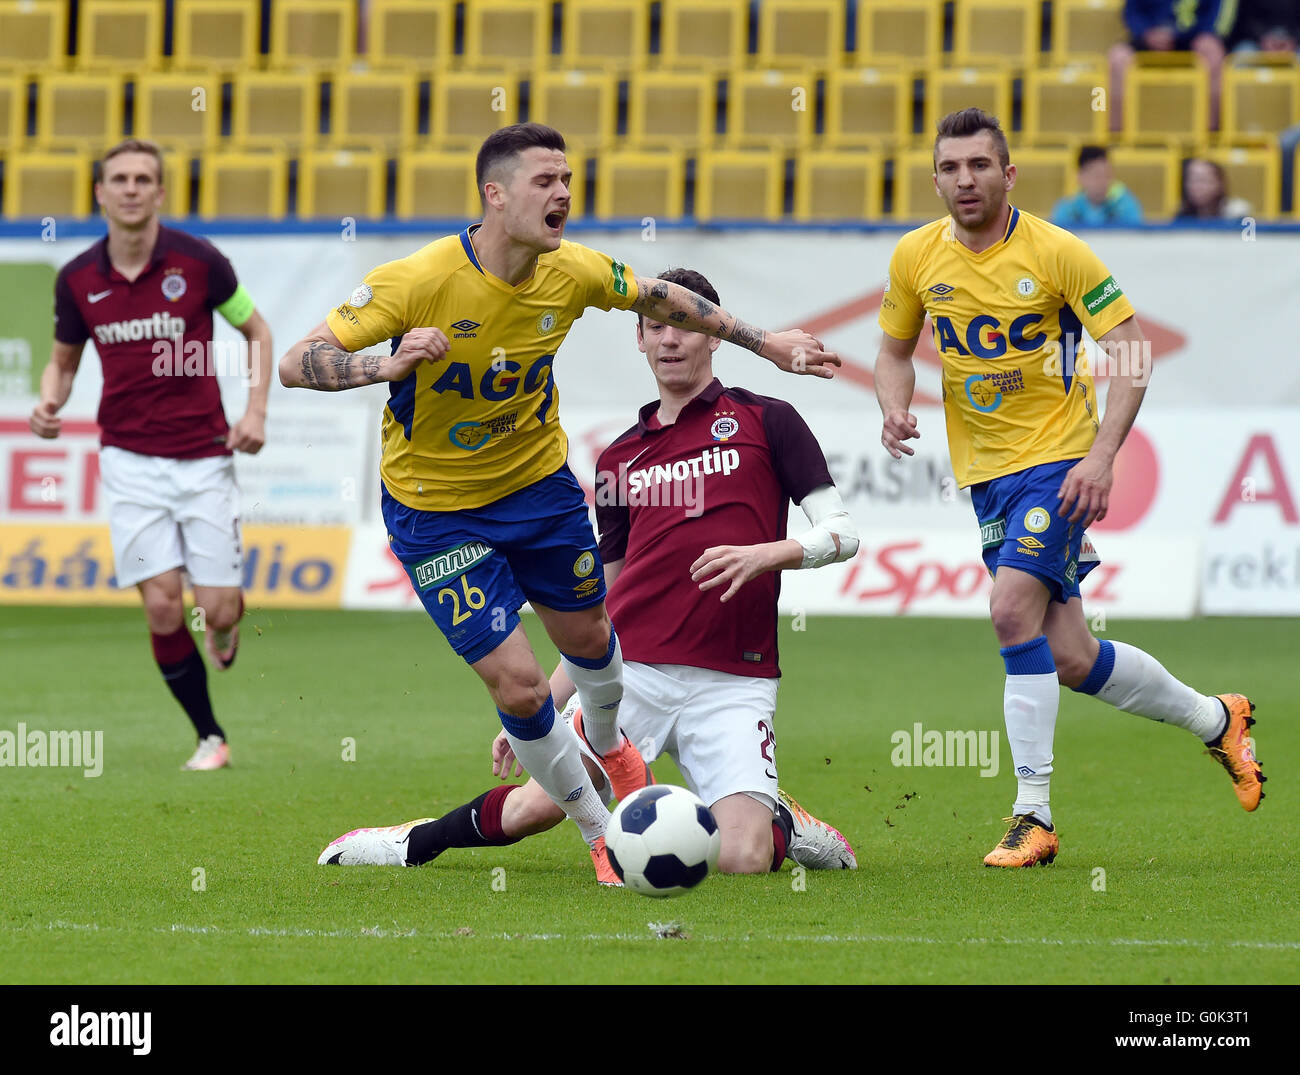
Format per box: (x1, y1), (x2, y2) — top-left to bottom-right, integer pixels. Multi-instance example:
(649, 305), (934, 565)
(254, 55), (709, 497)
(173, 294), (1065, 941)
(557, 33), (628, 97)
(878, 207), (1135, 488)
(327, 225), (639, 510)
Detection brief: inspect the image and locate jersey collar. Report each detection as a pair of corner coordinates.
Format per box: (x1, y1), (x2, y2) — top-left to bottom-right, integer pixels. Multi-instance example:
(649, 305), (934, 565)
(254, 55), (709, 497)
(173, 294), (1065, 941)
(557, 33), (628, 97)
(636, 378), (726, 433)
(459, 223), (485, 274)
(95, 224), (174, 280)
(945, 205), (1020, 257)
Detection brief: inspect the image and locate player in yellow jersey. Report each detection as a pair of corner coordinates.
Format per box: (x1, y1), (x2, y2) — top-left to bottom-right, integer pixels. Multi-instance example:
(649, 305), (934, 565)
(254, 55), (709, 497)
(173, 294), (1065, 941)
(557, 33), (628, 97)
(874, 109), (1264, 867)
(280, 123), (839, 876)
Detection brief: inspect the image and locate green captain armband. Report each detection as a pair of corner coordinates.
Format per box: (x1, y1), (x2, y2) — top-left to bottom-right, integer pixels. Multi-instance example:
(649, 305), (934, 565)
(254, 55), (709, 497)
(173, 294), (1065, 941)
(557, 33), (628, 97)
(216, 284), (256, 328)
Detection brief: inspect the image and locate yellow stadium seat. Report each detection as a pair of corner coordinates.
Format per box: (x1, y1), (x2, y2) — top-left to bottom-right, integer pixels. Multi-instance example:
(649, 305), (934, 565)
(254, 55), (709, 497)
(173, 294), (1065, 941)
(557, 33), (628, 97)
(76, 1), (164, 72)
(0, 76), (25, 152)
(1051, 0), (1125, 68)
(756, 0), (845, 70)
(430, 73), (518, 149)
(953, 0), (1039, 71)
(1122, 58), (1209, 147)
(199, 151), (288, 219)
(892, 148), (944, 219)
(271, 0), (356, 72)
(560, 0), (650, 74)
(35, 74), (124, 150)
(1221, 62), (1300, 146)
(368, 0), (455, 72)
(695, 149), (783, 222)
(824, 67), (912, 149)
(1022, 66), (1108, 146)
(232, 73), (319, 150)
(923, 68), (1012, 139)
(462, 1), (552, 72)
(3, 152), (91, 217)
(1204, 147), (1280, 220)
(135, 74), (222, 152)
(530, 71), (617, 153)
(1005, 148), (1073, 218)
(0, 1), (66, 74)
(330, 72), (417, 151)
(595, 150), (686, 219)
(1108, 146), (1179, 218)
(397, 151), (480, 219)
(173, 0), (261, 74)
(298, 150), (387, 220)
(159, 150), (191, 217)
(855, 1), (941, 72)
(659, 0), (748, 74)
(727, 69), (817, 150)
(627, 71), (715, 150)
(795, 150), (883, 221)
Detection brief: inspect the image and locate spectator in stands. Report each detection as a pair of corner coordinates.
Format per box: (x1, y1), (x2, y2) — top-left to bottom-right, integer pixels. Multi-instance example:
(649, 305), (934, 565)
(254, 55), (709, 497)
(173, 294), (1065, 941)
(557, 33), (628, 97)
(1052, 146), (1145, 227)
(1109, 1), (1238, 131)
(1229, 0), (1300, 54)
(1176, 157), (1252, 219)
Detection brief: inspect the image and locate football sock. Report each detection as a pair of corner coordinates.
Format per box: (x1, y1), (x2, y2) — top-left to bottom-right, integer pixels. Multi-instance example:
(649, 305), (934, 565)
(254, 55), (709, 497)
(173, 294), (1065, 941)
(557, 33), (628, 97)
(559, 627), (623, 756)
(1073, 639), (1227, 743)
(152, 627), (225, 740)
(771, 808), (792, 872)
(1001, 636), (1058, 830)
(406, 786), (520, 866)
(499, 696), (609, 844)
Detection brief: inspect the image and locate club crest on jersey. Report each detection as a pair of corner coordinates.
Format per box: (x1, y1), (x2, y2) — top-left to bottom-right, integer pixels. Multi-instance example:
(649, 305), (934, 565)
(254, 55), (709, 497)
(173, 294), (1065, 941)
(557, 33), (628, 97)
(536, 310), (557, 334)
(161, 269), (186, 302)
(1016, 276), (1037, 297)
(928, 283), (956, 302)
(710, 415), (739, 441)
(573, 552), (595, 578)
(450, 318), (480, 338)
(1023, 507), (1051, 533)
(350, 284), (373, 307)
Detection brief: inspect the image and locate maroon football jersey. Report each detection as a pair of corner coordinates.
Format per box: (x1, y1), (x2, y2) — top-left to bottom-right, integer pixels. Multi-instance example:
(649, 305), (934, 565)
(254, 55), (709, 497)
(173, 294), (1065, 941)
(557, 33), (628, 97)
(54, 226), (241, 459)
(595, 379), (833, 678)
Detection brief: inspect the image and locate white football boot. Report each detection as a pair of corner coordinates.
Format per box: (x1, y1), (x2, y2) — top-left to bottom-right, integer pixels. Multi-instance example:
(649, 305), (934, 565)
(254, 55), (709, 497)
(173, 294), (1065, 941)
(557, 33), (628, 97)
(317, 818), (436, 866)
(777, 789), (858, 870)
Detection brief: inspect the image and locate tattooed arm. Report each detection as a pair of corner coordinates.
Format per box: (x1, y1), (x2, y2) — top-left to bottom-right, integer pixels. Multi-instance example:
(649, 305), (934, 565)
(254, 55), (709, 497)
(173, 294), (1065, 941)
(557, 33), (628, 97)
(279, 323), (450, 391)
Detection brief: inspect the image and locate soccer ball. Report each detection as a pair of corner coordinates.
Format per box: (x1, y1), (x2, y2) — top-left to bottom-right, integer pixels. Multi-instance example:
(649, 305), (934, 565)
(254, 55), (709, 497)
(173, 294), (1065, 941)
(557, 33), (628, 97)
(605, 785), (721, 898)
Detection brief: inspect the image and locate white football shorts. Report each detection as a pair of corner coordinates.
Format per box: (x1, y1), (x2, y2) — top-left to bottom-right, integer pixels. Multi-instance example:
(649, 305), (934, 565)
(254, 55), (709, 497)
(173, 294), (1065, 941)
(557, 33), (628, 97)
(99, 445), (243, 589)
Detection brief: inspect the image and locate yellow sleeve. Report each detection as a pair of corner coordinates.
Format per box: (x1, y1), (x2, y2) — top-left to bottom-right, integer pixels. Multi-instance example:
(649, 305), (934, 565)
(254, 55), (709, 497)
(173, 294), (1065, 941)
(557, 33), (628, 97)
(1054, 234), (1136, 339)
(877, 240), (927, 340)
(568, 243), (640, 312)
(325, 257), (417, 352)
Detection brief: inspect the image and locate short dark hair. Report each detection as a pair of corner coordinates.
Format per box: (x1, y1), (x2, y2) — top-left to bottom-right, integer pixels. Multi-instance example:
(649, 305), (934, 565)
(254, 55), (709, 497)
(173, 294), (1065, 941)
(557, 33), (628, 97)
(475, 123), (566, 196)
(1078, 145), (1108, 169)
(100, 138), (164, 184)
(933, 108), (1010, 170)
(638, 267), (721, 328)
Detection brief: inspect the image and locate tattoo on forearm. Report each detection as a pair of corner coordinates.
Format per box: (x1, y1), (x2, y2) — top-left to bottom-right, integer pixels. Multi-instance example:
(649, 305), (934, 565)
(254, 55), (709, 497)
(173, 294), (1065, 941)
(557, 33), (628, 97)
(649, 281), (669, 300)
(299, 340), (383, 391)
(668, 311), (688, 323)
(723, 318), (766, 355)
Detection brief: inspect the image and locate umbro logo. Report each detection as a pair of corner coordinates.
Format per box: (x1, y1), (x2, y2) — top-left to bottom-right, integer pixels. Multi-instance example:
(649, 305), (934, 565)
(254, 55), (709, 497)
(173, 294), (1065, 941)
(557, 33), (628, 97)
(87, 289), (113, 304)
(450, 318), (481, 338)
(564, 787), (583, 802)
(928, 283), (955, 302)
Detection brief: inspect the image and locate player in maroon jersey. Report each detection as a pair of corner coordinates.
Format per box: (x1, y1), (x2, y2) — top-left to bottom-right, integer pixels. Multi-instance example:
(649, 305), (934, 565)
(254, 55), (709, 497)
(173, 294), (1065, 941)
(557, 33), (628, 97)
(28, 139), (273, 771)
(318, 269), (860, 878)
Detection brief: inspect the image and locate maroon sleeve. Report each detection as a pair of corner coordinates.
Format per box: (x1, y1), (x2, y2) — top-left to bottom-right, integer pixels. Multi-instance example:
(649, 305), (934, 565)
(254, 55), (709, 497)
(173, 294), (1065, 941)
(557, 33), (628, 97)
(203, 243), (240, 309)
(53, 267), (89, 345)
(594, 445), (631, 563)
(762, 399), (834, 504)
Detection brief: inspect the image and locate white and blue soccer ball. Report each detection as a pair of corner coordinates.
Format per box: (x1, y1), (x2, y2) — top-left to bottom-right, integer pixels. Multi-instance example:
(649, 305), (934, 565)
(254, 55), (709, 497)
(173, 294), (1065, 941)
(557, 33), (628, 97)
(605, 785), (721, 898)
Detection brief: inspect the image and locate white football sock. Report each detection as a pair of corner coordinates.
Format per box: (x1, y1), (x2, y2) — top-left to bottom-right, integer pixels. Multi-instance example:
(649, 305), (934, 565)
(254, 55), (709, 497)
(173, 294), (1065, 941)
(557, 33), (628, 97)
(1086, 640), (1226, 743)
(500, 700), (608, 844)
(1001, 636), (1059, 830)
(561, 628), (623, 755)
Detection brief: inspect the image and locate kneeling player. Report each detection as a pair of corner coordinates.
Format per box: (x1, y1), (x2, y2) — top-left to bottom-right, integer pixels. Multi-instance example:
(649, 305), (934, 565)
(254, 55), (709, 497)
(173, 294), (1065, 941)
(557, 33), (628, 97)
(320, 268), (859, 879)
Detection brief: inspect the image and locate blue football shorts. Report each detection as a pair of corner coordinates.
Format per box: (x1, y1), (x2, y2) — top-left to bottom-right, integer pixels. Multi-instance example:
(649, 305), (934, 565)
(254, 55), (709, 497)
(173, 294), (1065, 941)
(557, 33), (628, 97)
(382, 464), (606, 664)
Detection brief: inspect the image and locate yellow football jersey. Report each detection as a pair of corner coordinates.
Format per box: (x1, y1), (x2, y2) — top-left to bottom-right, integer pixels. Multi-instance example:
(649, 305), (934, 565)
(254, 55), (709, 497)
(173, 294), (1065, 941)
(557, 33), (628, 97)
(326, 225), (639, 510)
(878, 207), (1136, 488)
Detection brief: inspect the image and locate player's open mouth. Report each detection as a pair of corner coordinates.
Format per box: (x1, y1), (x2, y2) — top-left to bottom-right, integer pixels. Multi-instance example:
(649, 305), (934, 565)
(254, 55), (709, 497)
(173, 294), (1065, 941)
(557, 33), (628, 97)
(545, 210), (566, 230)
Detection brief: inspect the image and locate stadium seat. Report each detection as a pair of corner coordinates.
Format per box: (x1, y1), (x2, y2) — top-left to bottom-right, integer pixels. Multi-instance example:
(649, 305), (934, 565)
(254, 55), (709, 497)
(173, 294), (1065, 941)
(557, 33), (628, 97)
(159, 151), (191, 217)
(824, 67), (912, 149)
(794, 150), (883, 221)
(396, 151), (480, 219)
(2, 152), (92, 217)
(953, 0), (1040, 71)
(1221, 61), (1300, 146)
(329, 72), (418, 152)
(76, 1), (165, 72)
(892, 148), (944, 219)
(1005, 148), (1074, 218)
(1022, 66), (1108, 147)
(34, 75), (124, 150)
(1121, 57), (1209, 147)
(462, 1), (552, 71)
(923, 69), (1012, 139)
(756, 0), (846, 70)
(430, 72), (519, 149)
(298, 150), (387, 220)
(695, 150), (783, 221)
(530, 71), (617, 153)
(1107, 146), (1179, 218)
(658, 0), (748, 74)
(173, 0), (261, 74)
(627, 71), (716, 150)
(0, 1), (66, 74)
(594, 150), (686, 220)
(231, 73), (320, 150)
(726, 69), (817, 150)
(855, 1), (942, 73)
(199, 151), (288, 219)
(560, 0), (651, 75)
(368, 0), (455, 72)
(270, 0), (357, 72)
(1204, 147), (1280, 220)
(134, 74), (222, 153)
(0, 76), (25, 152)
(1051, 0), (1125, 69)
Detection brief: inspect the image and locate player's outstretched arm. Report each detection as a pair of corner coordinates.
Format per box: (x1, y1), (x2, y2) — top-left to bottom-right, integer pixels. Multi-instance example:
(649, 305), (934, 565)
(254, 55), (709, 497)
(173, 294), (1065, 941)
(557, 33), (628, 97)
(279, 322), (450, 391)
(629, 276), (840, 378)
(28, 340), (85, 439)
(875, 329), (922, 458)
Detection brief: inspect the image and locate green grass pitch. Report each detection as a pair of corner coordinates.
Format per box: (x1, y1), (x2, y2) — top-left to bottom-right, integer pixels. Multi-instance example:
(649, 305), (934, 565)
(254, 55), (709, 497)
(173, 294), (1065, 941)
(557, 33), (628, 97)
(1, 605), (1295, 984)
